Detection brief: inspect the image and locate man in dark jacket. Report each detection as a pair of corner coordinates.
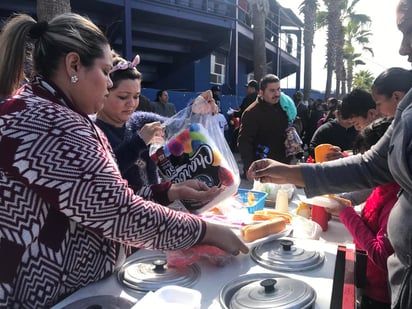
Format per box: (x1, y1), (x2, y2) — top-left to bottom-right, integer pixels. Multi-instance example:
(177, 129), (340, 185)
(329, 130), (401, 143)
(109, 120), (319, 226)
(238, 74), (290, 179)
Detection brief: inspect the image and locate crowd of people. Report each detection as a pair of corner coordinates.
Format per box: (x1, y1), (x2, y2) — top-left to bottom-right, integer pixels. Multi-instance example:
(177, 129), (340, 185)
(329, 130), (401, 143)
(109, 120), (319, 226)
(2, 0), (412, 308)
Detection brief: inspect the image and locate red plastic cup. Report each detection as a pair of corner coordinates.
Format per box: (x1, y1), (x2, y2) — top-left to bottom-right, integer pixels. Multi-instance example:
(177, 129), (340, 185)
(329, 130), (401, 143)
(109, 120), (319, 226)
(311, 205), (328, 231)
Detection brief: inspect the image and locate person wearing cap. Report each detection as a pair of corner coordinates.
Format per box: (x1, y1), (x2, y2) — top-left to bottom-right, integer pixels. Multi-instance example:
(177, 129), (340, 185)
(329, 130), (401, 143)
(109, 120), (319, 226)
(230, 80), (259, 154)
(234, 80), (259, 119)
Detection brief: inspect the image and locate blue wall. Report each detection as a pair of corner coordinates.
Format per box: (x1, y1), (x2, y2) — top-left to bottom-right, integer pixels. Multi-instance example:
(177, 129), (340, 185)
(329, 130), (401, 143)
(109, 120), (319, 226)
(141, 87), (328, 116)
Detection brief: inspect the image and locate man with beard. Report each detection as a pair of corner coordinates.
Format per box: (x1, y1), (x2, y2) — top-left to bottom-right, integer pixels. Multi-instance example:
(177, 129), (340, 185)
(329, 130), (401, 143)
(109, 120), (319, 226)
(237, 74), (294, 179)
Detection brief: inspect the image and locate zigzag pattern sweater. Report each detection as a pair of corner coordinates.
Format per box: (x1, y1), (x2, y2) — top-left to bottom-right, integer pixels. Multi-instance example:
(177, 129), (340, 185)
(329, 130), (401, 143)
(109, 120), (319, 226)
(0, 77), (205, 308)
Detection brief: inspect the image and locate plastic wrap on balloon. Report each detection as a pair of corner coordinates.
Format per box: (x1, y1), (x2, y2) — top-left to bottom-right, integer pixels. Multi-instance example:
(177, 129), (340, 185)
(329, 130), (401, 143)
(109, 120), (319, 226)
(150, 91), (240, 213)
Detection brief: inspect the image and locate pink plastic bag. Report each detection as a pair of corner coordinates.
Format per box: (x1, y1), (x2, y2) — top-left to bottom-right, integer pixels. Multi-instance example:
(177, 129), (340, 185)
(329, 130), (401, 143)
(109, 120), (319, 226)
(166, 245), (232, 268)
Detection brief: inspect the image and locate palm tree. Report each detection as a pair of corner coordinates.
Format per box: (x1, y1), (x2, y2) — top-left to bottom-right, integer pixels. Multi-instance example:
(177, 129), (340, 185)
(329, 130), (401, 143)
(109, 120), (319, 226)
(334, 19), (346, 98)
(37, 0), (71, 21)
(318, 0), (372, 98)
(248, 0), (270, 82)
(352, 69), (374, 91)
(299, 0), (318, 101)
(320, 0), (341, 99)
(344, 15), (373, 92)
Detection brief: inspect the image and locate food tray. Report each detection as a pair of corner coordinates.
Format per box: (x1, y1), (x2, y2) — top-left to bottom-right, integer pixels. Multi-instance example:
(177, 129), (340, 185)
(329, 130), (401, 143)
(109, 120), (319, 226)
(237, 189), (268, 214)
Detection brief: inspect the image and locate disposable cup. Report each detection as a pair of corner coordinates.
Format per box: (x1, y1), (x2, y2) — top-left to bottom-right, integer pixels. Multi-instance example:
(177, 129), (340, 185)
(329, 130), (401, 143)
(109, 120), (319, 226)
(314, 143), (333, 163)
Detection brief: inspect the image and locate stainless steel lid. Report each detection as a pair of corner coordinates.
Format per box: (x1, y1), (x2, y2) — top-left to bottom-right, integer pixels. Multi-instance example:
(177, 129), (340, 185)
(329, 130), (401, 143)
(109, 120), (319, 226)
(61, 295), (135, 309)
(117, 253), (200, 293)
(250, 238), (324, 271)
(219, 273), (316, 309)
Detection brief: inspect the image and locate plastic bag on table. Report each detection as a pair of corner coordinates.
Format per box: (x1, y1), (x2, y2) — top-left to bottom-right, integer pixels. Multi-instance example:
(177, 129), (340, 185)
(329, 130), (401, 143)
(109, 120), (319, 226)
(166, 245), (232, 268)
(149, 90), (240, 213)
(252, 180), (296, 201)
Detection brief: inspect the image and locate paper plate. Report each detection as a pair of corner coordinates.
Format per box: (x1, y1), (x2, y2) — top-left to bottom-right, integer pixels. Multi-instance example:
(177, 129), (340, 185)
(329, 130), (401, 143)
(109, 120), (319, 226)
(301, 196), (341, 209)
(235, 224), (293, 248)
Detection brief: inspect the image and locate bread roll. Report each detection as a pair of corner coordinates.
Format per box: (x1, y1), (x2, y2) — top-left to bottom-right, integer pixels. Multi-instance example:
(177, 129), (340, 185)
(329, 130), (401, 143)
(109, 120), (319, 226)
(241, 218), (286, 242)
(252, 210), (293, 223)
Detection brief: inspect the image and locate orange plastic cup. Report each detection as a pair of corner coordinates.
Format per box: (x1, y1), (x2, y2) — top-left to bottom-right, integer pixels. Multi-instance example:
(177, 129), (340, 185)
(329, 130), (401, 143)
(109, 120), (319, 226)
(314, 143), (333, 163)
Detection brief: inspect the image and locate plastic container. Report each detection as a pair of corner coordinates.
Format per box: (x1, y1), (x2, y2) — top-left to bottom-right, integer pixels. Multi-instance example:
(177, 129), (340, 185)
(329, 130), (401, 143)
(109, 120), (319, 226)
(132, 285), (201, 309)
(237, 189), (268, 214)
(275, 188), (289, 213)
(314, 143), (333, 163)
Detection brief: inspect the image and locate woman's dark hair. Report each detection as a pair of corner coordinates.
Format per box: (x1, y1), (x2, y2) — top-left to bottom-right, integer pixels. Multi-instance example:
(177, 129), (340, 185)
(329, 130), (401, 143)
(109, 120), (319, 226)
(372, 67), (412, 98)
(352, 116), (394, 154)
(156, 89), (167, 102)
(0, 13), (109, 98)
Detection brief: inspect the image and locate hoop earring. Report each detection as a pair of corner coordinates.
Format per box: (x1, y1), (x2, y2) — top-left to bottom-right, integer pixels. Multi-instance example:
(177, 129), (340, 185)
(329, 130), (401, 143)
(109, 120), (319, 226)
(71, 75), (79, 83)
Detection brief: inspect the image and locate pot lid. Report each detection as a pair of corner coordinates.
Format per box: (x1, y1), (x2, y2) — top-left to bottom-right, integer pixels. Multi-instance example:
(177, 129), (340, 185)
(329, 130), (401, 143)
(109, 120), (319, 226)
(117, 254), (200, 293)
(250, 238), (324, 272)
(61, 295), (135, 309)
(220, 273), (316, 309)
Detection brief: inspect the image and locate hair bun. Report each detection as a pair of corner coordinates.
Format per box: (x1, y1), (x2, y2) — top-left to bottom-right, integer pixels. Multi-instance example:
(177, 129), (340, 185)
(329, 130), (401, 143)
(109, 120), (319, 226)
(29, 20), (48, 39)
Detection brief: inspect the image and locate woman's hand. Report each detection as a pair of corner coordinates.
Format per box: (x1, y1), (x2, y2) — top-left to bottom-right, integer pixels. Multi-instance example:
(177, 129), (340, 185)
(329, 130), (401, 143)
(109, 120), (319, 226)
(325, 195), (352, 216)
(139, 121), (164, 145)
(324, 145), (345, 161)
(191, 90), (218, 115)
(201, 221), (249, 256)
(167, 179), (223, 202)
(248, 159), (305, 187)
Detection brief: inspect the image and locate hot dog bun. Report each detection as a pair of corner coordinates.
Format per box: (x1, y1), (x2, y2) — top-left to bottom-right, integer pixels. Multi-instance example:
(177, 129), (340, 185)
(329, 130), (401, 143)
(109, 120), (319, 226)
(252, 210), (293, 223)
(241, 218), (286, 242)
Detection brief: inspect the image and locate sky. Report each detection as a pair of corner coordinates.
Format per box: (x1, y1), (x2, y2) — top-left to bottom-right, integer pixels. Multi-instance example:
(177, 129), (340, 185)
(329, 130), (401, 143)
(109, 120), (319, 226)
(277, 0), (409, 91)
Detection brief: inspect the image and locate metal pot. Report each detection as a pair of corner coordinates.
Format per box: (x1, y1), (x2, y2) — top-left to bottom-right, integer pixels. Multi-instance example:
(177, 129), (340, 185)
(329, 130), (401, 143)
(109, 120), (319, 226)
(250, 238), (324, 272)
(117, 253), (200, 293)
(219, 273), (316, 309)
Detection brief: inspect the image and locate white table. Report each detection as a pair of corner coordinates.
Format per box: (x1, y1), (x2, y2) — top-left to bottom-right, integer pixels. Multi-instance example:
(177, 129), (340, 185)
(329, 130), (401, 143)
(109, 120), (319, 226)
(53, 188), (354, 308)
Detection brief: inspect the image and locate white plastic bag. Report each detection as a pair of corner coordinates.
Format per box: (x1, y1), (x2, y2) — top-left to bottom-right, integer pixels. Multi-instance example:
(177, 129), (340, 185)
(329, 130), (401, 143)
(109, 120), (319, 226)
(150, 91), (240, 213)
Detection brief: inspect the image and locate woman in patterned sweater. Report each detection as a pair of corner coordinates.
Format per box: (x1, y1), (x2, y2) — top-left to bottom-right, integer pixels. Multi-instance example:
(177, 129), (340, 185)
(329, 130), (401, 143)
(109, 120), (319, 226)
(0, 13), (248, 308)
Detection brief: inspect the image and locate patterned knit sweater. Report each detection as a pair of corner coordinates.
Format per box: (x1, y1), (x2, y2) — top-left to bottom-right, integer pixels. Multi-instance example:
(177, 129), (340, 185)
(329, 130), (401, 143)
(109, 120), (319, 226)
(0, 77), (205, 308)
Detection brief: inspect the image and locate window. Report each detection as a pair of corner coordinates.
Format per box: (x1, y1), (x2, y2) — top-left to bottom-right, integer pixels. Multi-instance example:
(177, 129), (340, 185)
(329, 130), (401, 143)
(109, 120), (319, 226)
(210, 52), (226, 85)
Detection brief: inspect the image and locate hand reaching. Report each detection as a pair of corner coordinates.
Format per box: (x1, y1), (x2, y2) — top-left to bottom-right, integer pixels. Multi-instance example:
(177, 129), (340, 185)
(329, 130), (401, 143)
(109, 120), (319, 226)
(324, 145), (345, 161)
(248, 158), (305, 187)
(325, 195), (352, 216)
(191, 90), (218, 115)
(167, 179), (223, 203)
(139, 121), (164, 145)
(201, 221), (249, 256)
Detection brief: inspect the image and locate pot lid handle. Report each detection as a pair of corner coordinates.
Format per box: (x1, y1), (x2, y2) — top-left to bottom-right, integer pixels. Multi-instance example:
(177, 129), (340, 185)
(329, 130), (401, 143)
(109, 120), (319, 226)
(260, 278), (277, 294)
(280, 239), (294, 251)
(152, 259), (167, 273)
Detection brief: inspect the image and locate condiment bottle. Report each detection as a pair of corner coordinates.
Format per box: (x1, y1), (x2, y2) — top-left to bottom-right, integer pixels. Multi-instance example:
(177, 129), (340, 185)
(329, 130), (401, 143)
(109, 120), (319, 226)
(275, 188), (289, 213)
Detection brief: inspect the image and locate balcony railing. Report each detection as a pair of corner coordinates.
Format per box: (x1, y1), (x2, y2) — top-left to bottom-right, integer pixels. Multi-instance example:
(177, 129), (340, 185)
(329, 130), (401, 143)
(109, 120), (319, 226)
(147, 0), (295, 54)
